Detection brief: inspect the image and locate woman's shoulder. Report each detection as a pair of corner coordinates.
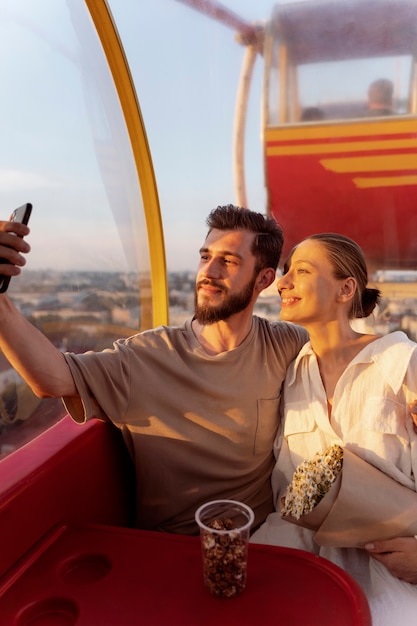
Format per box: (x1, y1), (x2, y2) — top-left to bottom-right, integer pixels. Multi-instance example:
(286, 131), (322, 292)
(370, 331), (416, 352)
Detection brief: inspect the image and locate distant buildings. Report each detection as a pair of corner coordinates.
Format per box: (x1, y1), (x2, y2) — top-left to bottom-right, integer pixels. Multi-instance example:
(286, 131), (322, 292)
(0, 267), (416, 457)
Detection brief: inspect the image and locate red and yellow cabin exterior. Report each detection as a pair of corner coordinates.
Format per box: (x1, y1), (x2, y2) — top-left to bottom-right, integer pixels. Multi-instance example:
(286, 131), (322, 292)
(266, 117), (417, 269)
(263, 0), (417, 271)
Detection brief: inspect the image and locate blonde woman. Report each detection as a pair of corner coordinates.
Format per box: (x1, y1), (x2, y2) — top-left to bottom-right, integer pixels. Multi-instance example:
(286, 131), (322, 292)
(252, 233), (417, 624)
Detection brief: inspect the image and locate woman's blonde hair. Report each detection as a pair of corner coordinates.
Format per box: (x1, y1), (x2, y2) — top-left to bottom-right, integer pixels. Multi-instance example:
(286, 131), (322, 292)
(287, 233), (381, 318)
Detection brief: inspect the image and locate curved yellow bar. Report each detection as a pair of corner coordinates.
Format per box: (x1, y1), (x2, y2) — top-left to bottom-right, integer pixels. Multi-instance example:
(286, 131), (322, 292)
(85, 0), (168, 327)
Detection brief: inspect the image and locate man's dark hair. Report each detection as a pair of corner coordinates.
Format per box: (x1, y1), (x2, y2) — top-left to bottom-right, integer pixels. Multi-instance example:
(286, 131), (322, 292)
(206, 204), (284, 271)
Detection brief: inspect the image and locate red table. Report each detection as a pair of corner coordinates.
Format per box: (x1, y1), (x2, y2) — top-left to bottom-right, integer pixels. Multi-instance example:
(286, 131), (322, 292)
(0, 523), (371, 625)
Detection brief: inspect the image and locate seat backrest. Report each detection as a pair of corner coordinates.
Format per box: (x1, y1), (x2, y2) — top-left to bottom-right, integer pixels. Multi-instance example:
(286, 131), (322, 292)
(0, 416), (135, 577)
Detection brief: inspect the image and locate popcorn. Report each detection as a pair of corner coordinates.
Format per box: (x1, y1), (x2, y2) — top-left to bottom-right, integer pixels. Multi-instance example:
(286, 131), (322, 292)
(201, 517), (248, 598)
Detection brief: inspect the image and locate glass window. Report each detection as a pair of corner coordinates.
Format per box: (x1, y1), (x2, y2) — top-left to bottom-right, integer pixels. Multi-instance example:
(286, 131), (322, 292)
(0, 0), (153, 457)
(298, 56), (413, 121)
(265, 0), (417, 125)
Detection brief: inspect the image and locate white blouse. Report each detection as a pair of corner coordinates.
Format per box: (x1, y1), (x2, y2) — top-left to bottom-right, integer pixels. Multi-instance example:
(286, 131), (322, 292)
(252, 331), (417, 625)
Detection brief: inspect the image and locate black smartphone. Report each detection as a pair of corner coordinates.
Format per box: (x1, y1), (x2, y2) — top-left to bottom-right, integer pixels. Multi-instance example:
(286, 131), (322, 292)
(0, 203), (32, 293)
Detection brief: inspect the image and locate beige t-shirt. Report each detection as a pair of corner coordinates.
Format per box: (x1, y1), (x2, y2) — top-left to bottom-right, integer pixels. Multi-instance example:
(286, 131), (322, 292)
(63, 316), (307, 534)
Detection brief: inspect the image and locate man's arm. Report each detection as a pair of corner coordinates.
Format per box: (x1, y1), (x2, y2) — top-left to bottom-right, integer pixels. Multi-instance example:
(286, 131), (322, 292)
(0, 219), (77, 398)
(365, 537), (417, 584)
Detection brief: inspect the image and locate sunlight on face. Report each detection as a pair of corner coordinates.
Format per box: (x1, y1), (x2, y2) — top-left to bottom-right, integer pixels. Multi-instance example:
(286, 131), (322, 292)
(278, 240), (343, 326)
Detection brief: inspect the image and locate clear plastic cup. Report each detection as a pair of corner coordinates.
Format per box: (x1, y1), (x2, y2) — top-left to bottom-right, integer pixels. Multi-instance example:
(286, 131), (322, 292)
(195, 499), (255, 598)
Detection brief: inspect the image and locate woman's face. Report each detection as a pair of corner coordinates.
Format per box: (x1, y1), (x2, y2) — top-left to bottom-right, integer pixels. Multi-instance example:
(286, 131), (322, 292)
(276, 239), (345, 326)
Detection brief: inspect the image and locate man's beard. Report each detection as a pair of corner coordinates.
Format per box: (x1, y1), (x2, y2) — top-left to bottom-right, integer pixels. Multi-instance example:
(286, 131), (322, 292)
(194, 274), (257, 325)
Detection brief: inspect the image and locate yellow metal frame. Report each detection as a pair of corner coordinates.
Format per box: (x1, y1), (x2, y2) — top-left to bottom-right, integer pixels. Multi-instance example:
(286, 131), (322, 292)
(84, 0), (169, 327)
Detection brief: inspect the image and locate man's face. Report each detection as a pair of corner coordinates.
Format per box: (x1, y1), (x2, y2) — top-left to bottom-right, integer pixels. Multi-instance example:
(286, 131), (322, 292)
(194, 228), (260, 324)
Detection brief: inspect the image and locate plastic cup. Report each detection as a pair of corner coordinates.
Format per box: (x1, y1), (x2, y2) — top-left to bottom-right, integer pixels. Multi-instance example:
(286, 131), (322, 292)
(195, 499), (255, 598)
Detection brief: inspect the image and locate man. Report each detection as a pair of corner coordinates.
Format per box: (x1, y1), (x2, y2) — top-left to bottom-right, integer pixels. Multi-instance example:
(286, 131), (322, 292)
(0, 204), (307, 534)
(367, 78), (394, 116)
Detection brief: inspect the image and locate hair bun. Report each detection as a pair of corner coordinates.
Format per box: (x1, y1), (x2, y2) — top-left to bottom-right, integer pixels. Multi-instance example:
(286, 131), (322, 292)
(360, 287), (381, 318)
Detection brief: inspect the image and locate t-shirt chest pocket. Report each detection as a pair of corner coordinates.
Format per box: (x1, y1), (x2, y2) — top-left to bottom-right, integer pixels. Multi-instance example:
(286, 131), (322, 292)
(254, 397), (281, 455)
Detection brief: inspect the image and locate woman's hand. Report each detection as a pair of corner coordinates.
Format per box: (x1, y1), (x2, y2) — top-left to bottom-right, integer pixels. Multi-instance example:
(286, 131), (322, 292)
(365, 537), (417, 584)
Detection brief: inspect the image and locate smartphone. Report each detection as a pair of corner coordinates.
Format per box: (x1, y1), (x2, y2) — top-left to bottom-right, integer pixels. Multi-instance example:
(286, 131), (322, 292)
(0, 203), (32, 293)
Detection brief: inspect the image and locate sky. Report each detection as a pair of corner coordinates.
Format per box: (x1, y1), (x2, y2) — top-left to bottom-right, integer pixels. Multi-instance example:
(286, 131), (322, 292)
(107, 0), (279, 272)
(108, 0), (411, 275)
(1, 0), (402, 274)
(0, 0), (280, 273)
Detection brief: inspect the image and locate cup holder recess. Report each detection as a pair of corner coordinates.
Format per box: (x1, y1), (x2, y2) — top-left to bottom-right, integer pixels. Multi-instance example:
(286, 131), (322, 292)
(16, 597), (79, 626)
(59, 552), (113, 585)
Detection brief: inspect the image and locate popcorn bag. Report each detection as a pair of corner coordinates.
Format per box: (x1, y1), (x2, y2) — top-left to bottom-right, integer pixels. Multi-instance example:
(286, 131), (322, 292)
(281, 446), (417, 548)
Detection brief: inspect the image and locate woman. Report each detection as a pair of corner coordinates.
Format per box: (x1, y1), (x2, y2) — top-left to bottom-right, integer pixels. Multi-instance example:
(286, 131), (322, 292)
(251, 233), (417, 624)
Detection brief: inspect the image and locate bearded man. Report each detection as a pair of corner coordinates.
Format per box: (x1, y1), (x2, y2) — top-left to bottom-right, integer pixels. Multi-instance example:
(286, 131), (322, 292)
(0, 204), (307, 534)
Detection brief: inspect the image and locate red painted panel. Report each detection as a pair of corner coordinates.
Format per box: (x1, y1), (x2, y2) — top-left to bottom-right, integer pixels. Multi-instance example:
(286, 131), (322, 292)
(0, 523), (372, 625)
(0, 417), (135, 578)
(266, 128), (417, 270)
